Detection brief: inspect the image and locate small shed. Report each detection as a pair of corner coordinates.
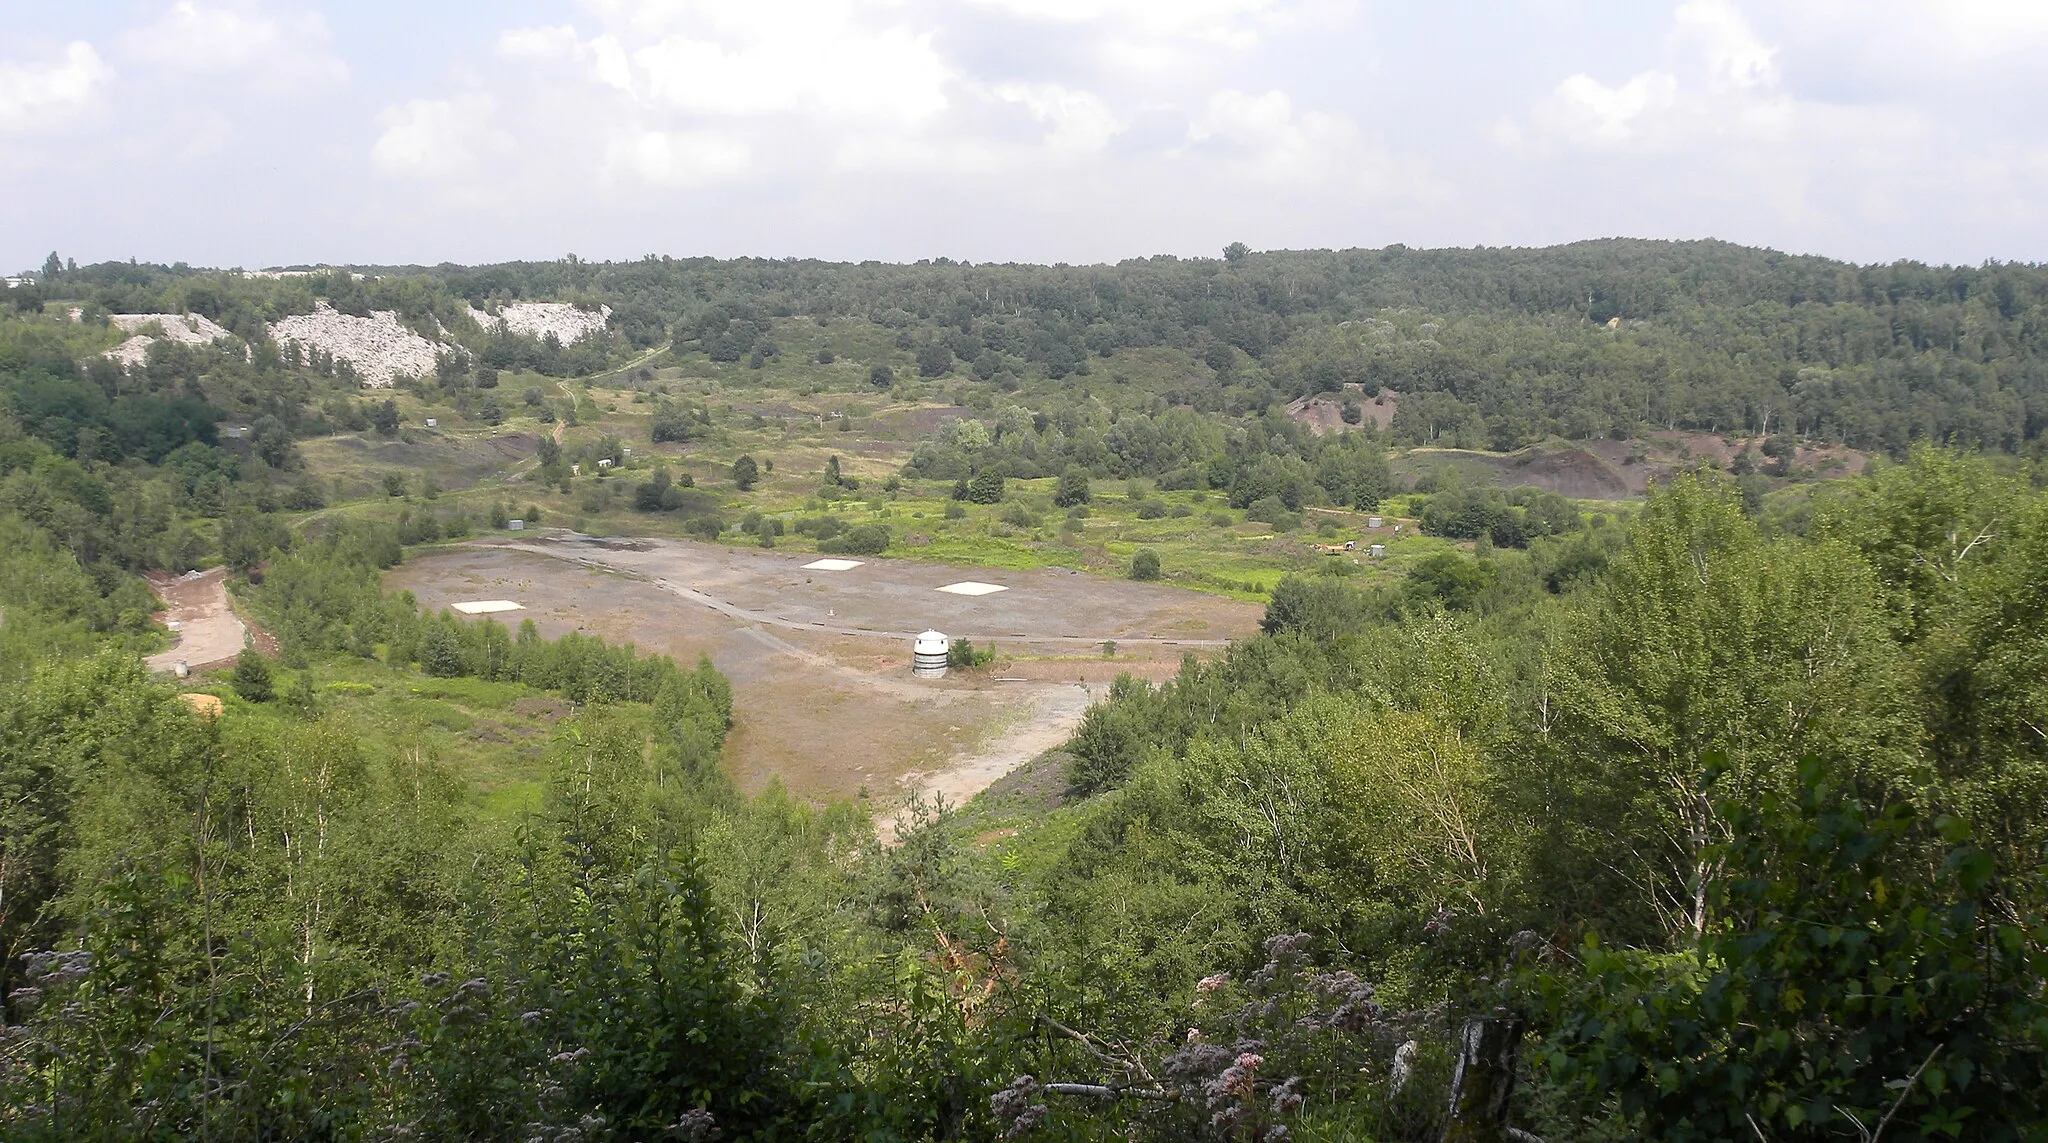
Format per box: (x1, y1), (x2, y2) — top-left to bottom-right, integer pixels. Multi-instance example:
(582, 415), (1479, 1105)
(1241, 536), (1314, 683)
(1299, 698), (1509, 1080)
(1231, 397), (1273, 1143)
(1367, 515), (1384, 528)
(507, 519), (524, 531)
(1369, 544), (1386, 559)
(425, 418), (438, 427)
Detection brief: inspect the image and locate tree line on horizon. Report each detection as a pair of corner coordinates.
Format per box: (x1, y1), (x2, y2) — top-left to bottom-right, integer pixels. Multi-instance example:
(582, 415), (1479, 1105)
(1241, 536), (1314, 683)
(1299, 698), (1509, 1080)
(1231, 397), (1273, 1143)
(6, 237), (2047, 459)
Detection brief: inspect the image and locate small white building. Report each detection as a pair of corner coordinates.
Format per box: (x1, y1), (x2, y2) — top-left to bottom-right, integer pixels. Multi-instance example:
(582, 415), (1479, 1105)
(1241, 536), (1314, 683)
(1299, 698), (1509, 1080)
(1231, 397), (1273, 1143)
(1367, 515), (1384, 528)
(507, 519), (524, 531)
(425, 418), (438, 428)
(597, 458), (614, 469)
(913, 630), (950, 678)
(1369, 544), (1386, 559)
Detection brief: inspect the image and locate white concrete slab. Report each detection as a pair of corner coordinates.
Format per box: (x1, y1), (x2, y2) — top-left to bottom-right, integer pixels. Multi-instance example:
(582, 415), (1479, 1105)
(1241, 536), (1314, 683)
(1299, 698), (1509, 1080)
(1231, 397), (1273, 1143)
(936, 581), (1008, 596)
(452, 600), (525, 614)
(802, 558), (866, 571)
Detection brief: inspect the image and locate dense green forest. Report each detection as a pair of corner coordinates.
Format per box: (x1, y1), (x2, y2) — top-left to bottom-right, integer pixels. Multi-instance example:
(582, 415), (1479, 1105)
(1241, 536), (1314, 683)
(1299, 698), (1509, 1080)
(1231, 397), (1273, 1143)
(3, 243), (2047, 1139)
(10, 239), (2048, 462)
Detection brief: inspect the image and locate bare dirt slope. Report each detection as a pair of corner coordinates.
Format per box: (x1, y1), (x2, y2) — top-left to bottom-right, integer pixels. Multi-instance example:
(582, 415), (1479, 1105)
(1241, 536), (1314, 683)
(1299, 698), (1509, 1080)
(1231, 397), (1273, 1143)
(1284, 385), (1398, 435)
(1401, 436), (1872, 500)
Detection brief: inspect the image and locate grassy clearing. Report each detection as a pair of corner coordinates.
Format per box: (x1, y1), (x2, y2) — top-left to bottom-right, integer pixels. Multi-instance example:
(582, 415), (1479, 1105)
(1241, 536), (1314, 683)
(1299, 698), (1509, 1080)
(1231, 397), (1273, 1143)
(180, 654), (662, 819)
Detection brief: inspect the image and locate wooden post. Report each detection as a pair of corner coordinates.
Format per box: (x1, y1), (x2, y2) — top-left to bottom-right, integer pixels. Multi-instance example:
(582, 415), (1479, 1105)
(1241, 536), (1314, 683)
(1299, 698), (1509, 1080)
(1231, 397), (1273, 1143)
(1440, 1014), (1523, 1143)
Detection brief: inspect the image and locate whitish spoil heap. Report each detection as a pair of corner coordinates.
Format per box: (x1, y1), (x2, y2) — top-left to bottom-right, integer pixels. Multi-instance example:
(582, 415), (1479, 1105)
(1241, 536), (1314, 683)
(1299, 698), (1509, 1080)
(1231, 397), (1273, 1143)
(269, 301), (443, 388)
(102, 312), (235, 367)
(469, 302), (612, 345)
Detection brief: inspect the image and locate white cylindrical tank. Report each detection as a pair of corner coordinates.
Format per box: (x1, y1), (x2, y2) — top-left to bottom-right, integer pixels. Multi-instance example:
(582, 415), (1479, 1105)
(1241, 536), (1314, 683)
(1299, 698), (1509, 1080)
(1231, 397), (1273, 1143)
(913, 630), (950, 678)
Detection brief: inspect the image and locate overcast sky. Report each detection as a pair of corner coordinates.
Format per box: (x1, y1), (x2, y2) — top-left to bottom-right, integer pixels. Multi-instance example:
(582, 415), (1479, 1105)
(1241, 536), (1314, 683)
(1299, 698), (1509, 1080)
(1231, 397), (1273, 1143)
(4, 0), (2046, 272)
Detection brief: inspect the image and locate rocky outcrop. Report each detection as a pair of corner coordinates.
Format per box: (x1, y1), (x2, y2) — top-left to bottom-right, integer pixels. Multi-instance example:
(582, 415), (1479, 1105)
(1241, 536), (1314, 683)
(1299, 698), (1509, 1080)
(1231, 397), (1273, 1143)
(269, 301), (444, 388)
(102, 312), (236, 367)
(470, 302), (612, 345)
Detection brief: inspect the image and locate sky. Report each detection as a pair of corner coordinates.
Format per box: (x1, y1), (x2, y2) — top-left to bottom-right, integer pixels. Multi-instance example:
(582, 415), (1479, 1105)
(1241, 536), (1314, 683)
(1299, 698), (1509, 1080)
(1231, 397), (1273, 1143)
(3, 0), (2047, 272)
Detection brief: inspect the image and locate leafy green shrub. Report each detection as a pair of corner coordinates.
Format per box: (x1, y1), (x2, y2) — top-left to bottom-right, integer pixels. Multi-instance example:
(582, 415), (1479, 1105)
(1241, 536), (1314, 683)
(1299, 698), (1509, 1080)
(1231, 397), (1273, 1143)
(820, 524), (889, 555)
(1538, 755), (2048, 1142)
(1246, 496), (1300, 532)
(1402, 553), (1494, 612)
(650, 401), (704, 443)
(947, 638), (996, 669)
(731, 455), (759, 491)
(1130, 549), (1161, 580)
(1262, 574), (1371, 639)
(1053, 466), (1091, 507)
(230, 649), (274, 702)
(796, 515), (846, 540)
(966, 470), (1004, 504)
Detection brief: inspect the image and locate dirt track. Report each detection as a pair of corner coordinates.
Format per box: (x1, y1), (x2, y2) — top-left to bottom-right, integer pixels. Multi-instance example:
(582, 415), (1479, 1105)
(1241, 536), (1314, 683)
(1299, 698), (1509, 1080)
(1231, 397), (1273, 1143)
(146, 568), (248, 672)
(387, 537), (1263, 809)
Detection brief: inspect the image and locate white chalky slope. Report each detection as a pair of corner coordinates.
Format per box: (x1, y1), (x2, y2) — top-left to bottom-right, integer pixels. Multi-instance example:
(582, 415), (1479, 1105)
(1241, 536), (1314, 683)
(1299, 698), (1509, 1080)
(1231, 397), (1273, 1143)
(268, 301), (443, 388)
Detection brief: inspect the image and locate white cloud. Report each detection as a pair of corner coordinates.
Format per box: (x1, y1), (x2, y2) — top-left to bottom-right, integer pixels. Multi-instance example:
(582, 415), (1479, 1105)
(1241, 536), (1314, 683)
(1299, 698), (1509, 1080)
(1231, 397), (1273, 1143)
(994, 83), (1121, 153)
(1529, 70), (1681, 149)
(1672, 0), (1776, 89)
(371, 95), (513, 182)
(1933, 0), (2048, 55)
(0, 42), (110, 132)
(971, 0), (1285, 46)
(124, 2), (348, 89)
(1188, 88), (1372, 183)
(971, 0), (1328, 79)
(1787, 0), (2048, 64)
(348, 0), (1423, 255)
(632, 23), (948, 122)
(1510, 1), (1798, 154)
(502, 2), (950, 123)
(497, 25), (633, 90)
(606, 128), (751, 185)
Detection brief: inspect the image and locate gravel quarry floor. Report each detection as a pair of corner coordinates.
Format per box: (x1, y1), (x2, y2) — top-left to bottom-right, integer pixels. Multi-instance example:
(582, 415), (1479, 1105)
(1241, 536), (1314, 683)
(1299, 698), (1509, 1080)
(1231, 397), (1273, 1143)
(479, 533), (1252, 649)
(386, 535), (1264, 811)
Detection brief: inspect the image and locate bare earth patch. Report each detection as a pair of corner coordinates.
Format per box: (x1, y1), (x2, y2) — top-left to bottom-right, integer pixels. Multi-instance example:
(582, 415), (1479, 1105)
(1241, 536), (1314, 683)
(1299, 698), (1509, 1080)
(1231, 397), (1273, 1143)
(386, 539), (1262, 814)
